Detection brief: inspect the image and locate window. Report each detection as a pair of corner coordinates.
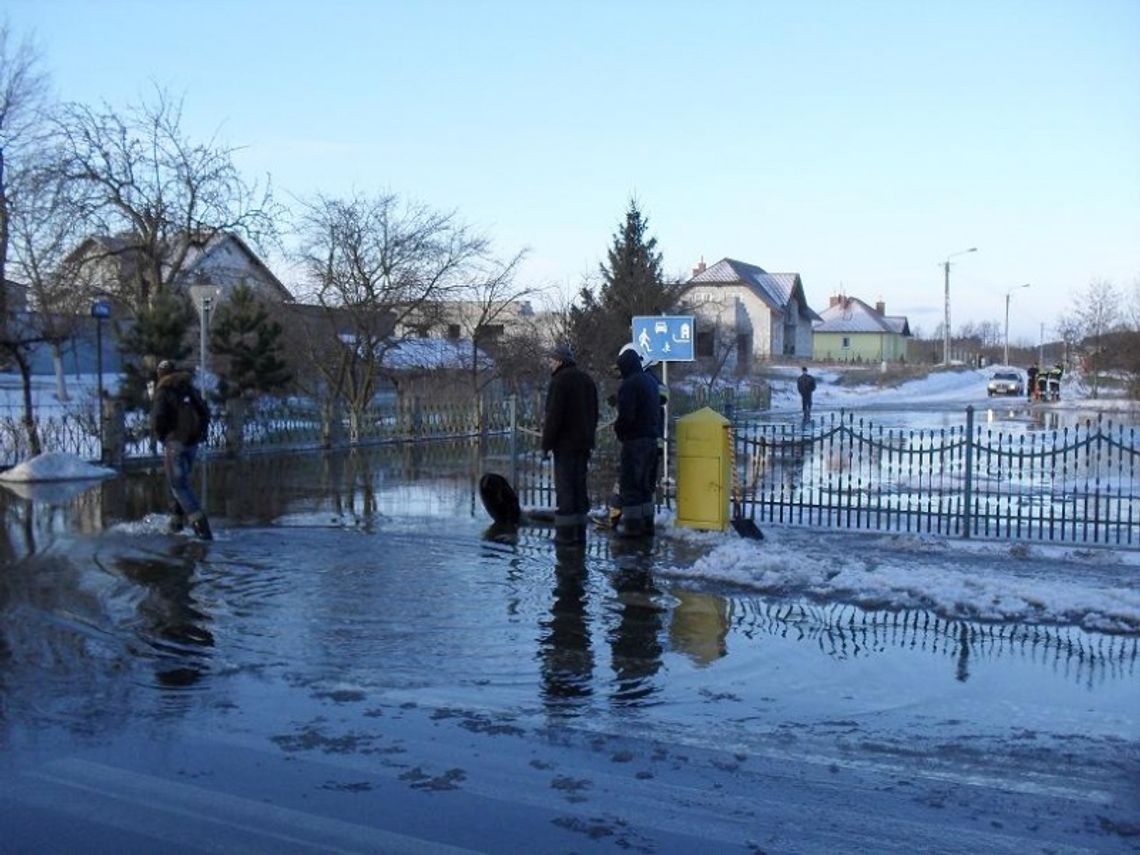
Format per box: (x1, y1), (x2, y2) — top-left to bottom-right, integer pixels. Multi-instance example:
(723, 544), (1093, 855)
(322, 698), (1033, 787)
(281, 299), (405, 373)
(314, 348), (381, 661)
(842, 336), (851, 349)
(696, 330), (714, 357)
(447, 324), (461, 339)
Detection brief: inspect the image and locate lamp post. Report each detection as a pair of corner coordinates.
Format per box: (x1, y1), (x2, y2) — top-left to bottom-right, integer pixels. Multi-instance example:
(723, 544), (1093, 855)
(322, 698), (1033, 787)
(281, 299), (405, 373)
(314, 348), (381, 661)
(1003, 283), (1030, 366)
(90, 299), (112, 462)
(188, 284), (221, 506)
(942, 247), (977, 364)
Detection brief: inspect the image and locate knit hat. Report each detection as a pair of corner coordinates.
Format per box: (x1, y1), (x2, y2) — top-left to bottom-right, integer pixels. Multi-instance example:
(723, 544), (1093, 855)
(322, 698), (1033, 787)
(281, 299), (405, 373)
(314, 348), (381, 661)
(156, 359), (175, 377)
(545, 343), (574, 363)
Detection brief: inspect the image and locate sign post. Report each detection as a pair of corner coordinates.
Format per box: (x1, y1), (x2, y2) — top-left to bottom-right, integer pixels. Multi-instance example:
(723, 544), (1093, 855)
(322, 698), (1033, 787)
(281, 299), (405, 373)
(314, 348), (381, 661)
(631, 315), (695, 505)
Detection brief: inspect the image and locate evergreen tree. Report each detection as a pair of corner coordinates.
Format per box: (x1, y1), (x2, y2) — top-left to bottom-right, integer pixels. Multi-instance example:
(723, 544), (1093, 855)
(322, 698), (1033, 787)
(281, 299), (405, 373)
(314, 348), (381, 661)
(117, 291), (195, 411)
(208, 283), (292, 402)
(571, 198), (683, 376)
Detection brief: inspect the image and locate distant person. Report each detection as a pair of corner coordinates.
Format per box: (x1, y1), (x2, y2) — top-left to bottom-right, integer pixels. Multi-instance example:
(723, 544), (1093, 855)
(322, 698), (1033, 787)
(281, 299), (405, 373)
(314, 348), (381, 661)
(796, 366), (817, 421)
(614, 343), (660, 538)
(151, 359), (213, 540)
(541, 344), (599, 547)
(1026, 363), (1039, 400)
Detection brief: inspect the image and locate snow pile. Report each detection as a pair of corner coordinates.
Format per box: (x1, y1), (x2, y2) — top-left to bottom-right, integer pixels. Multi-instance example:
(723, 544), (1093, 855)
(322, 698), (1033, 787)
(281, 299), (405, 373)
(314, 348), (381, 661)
(0, 452), (116, 483)
(659, 523), (1140, 634)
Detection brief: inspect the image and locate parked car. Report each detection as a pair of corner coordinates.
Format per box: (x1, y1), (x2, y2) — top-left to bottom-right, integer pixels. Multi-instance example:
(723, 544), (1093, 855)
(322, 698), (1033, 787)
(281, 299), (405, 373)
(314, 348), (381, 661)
(987, 370), (1024, 397)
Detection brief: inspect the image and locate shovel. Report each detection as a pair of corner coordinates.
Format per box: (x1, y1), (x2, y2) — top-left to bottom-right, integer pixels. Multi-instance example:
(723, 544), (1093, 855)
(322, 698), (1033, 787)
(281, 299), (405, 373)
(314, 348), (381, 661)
(730, 460), (764, 540)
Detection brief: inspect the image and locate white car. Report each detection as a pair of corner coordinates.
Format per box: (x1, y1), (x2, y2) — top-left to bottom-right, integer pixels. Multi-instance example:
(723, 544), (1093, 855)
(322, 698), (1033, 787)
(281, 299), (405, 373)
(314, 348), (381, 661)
(987, 371), (1024, 397)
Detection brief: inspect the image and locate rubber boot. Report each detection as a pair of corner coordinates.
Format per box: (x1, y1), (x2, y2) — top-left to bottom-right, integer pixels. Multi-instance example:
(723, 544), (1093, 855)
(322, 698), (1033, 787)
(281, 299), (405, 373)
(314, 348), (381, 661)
(191, 513), (214, 541)
(615, 516), (647, 539)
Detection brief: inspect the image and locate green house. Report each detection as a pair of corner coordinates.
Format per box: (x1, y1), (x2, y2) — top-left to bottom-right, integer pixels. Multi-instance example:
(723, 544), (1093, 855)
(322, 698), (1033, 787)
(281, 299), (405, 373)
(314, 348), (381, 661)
(813, 295), (911, 363)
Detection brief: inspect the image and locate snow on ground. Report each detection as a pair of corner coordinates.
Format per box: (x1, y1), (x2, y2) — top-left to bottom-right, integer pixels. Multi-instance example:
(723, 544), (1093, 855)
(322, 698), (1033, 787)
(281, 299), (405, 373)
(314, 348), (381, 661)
(0, 451), (116, 483)
(657, 513), (1140, 634)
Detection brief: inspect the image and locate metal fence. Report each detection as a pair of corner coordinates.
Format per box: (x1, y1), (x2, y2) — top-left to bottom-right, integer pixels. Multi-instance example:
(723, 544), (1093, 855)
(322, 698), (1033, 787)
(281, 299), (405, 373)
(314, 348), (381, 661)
(732, 407), (1140, 546)
(6, 392), (1139, 548)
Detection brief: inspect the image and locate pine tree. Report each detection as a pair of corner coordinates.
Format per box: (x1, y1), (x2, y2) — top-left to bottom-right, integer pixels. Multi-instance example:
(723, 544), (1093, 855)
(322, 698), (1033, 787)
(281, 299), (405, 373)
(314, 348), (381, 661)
(208, 283), (292, 402)
(117, 291), (195, 411)
(572, 199), (683, 376)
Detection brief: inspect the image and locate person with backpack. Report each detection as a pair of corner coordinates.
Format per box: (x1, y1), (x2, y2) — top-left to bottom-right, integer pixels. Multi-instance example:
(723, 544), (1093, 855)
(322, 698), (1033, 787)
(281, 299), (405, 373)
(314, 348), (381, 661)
(151, 359), (213, 540)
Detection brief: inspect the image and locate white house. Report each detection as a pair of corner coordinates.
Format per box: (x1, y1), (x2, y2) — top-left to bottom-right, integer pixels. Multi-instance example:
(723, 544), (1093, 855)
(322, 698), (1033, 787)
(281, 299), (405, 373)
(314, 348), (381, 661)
(680, 257), (819, 370)
(66, 231), (294, 308)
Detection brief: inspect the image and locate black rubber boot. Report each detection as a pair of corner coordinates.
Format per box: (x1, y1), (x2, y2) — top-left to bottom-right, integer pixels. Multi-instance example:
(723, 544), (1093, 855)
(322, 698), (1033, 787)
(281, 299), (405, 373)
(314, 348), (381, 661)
(191, 514), (214, 541)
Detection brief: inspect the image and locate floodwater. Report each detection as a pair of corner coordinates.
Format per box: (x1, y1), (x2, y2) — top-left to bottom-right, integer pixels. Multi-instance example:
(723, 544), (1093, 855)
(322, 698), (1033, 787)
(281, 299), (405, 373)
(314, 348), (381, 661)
(0, 441), (1137, 853)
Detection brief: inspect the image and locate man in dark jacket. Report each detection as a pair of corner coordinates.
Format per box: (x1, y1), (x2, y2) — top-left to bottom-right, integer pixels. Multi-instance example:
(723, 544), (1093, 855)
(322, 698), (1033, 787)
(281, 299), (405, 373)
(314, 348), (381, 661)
(151, 359), (213, 540)
(541, 344), (599, 546)
(796, 366), (816, 421)
(614, 344), (660, 538)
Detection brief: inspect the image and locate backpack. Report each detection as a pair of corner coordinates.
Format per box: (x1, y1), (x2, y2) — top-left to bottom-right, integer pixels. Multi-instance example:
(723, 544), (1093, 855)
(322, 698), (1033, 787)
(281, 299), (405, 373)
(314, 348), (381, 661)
(173, 387), (209, 444)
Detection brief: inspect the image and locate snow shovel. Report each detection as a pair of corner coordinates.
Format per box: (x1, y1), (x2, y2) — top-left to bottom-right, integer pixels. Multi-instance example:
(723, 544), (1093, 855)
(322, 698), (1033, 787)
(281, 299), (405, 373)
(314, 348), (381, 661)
(730, 460), (764, 541)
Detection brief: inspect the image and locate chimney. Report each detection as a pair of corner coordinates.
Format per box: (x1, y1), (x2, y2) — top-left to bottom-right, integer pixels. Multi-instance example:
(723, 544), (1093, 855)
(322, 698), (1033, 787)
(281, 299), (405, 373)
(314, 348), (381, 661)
(829, 293), (843, 308)
(875, 298), (885, 315)
(692, 256), (706, 277)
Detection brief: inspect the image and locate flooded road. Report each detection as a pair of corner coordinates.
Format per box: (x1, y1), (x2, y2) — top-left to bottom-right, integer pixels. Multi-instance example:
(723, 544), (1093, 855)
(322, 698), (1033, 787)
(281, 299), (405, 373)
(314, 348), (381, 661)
(1, 442), (1136, 852)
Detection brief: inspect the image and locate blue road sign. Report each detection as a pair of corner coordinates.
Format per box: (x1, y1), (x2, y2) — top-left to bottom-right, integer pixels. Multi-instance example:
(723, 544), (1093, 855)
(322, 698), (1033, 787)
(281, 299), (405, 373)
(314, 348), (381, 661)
(631, 315), (695, 362)
(90, 299), (112, 319)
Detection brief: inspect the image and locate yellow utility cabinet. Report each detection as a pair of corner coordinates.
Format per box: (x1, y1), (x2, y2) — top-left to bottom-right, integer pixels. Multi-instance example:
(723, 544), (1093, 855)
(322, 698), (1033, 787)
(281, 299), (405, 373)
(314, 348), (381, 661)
(675, 407), (731, 531)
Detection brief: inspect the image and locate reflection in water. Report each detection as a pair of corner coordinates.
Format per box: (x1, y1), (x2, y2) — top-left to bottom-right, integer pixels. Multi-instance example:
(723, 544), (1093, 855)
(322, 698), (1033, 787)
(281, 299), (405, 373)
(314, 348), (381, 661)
(608, 562), (665, 704)
(114, 541), (214, 688)
(730, 599), (1138, 687)
(669, 590), (730, 666)
(539, 547), (594, 713)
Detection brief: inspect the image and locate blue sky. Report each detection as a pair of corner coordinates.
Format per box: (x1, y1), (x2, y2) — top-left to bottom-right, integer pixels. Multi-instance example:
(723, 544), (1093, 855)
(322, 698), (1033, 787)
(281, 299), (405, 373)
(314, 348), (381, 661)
(7, 0), (1139, 344)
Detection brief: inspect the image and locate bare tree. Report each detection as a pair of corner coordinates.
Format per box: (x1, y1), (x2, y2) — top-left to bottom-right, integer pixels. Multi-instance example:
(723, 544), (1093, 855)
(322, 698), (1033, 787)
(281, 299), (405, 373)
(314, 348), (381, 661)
(55, 88), (278, 311)
(292, 191), (497, 441)
(6, 148), (97, 402)
(1059, 278), (1122, 399)
(449, 249), (532, 399)
(0, 22), (52, 454)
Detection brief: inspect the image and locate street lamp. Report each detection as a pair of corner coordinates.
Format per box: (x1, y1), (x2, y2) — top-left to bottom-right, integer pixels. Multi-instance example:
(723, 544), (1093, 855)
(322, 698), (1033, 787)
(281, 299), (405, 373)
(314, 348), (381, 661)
(1003, 283), (1030, 366)
(942, 247), (977, 364)
(188, 283), (221, 506)
(90, 298), (112, 462)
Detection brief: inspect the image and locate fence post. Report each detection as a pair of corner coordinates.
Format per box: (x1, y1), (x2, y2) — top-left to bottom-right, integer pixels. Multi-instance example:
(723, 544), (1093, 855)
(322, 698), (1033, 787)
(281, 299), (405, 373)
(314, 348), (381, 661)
(509, 394), (518, 488)
(962, 405), (974, 539)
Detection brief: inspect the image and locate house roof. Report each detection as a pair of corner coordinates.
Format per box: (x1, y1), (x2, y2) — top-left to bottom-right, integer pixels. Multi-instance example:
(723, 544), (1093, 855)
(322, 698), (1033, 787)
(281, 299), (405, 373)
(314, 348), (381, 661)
(66, 231), (294, 302)
(814, 296), (912, 336)
(686, 257), (821, 321)
(338, 335), (493, 371)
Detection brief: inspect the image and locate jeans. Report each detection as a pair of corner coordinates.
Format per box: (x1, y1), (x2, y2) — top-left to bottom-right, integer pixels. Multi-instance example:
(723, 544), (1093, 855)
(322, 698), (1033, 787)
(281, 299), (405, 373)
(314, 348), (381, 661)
(163, 440), (202, 518)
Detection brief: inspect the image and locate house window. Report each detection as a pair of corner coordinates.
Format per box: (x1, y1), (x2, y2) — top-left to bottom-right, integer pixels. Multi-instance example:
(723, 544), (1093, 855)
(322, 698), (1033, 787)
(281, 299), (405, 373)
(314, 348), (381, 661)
(447, 324), (461, 339)
(842, 336), (851, 349)
(477, 324), (504, 341)
(696, 330), (714, 357)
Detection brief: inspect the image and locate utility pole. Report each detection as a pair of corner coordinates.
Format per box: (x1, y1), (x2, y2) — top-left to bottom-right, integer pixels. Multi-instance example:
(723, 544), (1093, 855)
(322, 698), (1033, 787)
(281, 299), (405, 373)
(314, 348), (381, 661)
(942, 247), (977, 364)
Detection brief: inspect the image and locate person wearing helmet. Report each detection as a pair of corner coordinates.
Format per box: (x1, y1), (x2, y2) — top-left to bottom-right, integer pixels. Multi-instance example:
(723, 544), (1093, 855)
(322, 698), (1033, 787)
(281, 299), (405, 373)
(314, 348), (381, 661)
(151, 359), (213, 540)
(541, 343), (599, 546)
(613, 343), (660, 538)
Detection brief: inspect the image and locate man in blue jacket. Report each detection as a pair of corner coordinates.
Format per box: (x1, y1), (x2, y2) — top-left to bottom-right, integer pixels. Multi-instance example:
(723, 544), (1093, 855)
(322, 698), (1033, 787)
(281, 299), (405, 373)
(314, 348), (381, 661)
(614, 344), (661, 538)
(541, 344), (599, 546)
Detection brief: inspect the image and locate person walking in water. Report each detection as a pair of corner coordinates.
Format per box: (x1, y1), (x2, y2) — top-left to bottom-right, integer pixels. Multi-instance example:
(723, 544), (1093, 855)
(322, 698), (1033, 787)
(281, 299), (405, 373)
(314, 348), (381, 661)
(796, 366), (817, 422)
(541, 343), (599, 547)
(151, 359), (213, 540)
